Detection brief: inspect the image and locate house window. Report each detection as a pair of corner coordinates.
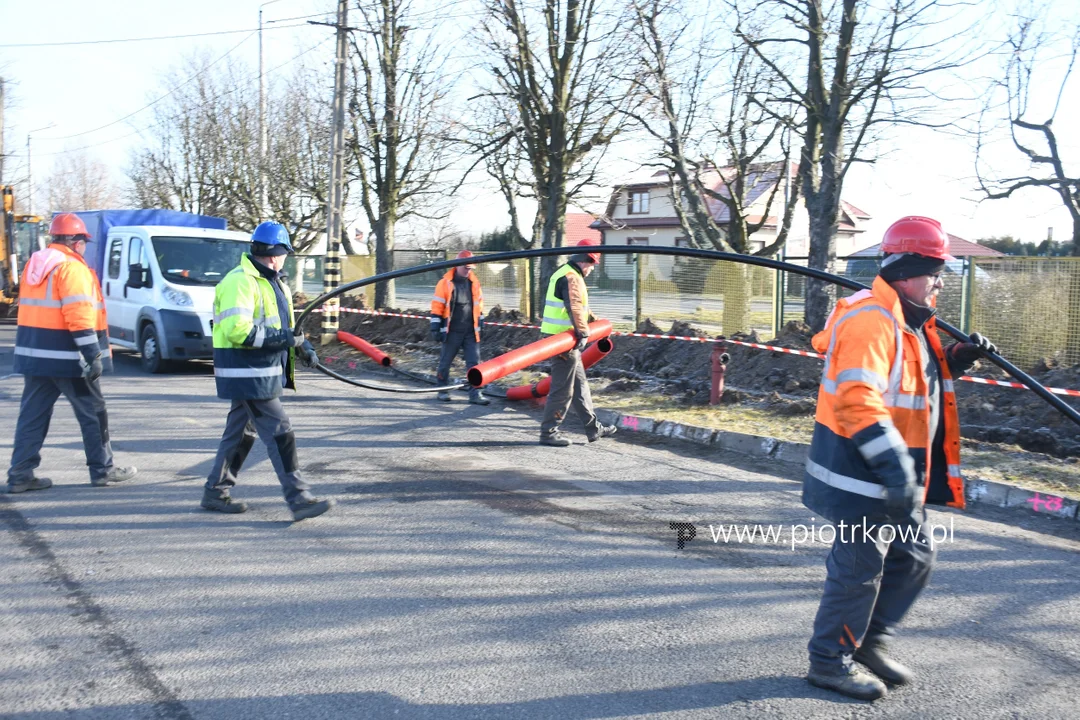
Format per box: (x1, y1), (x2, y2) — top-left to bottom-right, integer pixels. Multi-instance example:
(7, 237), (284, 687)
(628, 190), (650, 214)
(627, 237), (648, 263)
(674, 236), (690, 248)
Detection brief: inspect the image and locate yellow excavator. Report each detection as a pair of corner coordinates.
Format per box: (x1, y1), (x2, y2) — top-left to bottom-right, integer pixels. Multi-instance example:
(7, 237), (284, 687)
(1, 186), (46, 316)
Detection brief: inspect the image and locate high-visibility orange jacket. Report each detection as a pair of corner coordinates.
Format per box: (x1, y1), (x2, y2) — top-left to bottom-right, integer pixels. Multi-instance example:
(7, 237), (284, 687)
(430, 269), (484, 341)
(802, 276), (965, 522)
(14, 243), (111, 377)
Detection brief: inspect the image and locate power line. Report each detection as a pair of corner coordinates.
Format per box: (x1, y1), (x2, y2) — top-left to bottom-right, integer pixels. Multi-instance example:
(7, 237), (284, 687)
(20, 36), (334, 159)
(40, 31), (259, 141)
(0, 21), (314, 48)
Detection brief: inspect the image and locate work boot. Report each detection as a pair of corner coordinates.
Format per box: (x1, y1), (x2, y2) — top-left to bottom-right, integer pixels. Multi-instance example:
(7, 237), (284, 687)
(540, 432), (571, 447)
(854, 644), (913, 686)
(807, 666), (887, 701)
(91, 466), (138, 487)
(587, 424), (618, 442)
(201, 491), (248, 514)
(291, 497), (335, 521)
(436, 390), (452, 402)
(7, 476), (53, 494)
(469, 390), (491, 406)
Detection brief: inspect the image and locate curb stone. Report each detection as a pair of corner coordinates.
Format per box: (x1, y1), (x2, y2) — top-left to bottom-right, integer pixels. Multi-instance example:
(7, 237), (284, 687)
(599, 408), (1080, 524)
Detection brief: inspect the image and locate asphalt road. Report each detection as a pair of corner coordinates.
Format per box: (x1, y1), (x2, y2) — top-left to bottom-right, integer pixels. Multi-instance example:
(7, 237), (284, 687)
(1, 321), (1078, 719)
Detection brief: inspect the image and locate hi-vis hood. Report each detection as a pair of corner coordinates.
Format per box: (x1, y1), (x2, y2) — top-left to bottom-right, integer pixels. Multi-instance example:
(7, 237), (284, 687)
(23, 245), (82, 287)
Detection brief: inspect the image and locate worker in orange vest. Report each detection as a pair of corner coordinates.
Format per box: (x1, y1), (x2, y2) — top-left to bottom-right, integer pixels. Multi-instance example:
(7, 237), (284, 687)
(430, 250), (489, 404)
(7, 213), (137, 493)
(803, 216), (996, 700)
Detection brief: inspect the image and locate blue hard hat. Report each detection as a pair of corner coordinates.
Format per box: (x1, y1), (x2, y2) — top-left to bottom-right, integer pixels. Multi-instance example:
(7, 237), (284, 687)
(250, 221), (294, 253)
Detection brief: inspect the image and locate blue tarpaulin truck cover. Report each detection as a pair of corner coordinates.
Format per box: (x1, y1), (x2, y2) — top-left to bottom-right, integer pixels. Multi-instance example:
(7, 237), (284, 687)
(69, 210), (228, 278)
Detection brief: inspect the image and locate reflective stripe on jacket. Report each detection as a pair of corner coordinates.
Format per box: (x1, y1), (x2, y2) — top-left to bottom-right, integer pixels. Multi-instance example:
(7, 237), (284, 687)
(212, 254), (295, 400)
(429, 269), (484, 341)
(14, 243), (111, 377)
(540, 264), (589, 336)
(802, 276), (965, 522)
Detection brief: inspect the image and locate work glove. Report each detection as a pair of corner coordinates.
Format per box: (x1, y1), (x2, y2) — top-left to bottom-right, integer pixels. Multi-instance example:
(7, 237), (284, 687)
(950, 332), (998, 364)
(884, 483), (917, 523)
(80, 349), (103, 382)
(298, 340), (319, 368)
(292, 332), (308, 348)
(574, 331), (588, 353)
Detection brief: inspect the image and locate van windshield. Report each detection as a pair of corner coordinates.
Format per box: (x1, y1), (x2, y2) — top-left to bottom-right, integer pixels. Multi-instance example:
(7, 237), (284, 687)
(152, 236), (250, 286)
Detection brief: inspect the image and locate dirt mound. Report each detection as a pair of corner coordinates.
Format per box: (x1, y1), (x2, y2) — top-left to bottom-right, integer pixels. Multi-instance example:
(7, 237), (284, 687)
(314, 299), (1080, 457)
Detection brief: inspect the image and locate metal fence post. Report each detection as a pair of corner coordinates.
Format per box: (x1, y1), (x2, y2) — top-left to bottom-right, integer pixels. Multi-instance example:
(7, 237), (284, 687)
(963, 256), (976, 334)
(634, 253), (643, 329)
(772, 267), (783, 338)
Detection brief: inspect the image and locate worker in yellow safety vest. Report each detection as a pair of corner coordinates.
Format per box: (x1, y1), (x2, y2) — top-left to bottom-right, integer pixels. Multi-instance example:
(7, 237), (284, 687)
(537, 238), (617, 447)
(204, 221), (333, 522)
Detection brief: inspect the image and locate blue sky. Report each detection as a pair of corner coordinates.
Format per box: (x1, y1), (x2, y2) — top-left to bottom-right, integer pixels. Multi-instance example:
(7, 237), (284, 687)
(1, 0), (1077, 247)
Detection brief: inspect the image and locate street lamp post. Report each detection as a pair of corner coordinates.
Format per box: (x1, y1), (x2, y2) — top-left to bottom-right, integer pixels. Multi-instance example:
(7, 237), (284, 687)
(26, 123), (55, 216)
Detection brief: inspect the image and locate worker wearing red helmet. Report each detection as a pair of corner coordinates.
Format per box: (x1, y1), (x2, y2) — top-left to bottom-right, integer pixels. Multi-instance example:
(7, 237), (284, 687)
(803, 216), (996, 701)
(537, 238), (616, 446)
(7, 213), (137, 493)
(430, 249), (489, 404)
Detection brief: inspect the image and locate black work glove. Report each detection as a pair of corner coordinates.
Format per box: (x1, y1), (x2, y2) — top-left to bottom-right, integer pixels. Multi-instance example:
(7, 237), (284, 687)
(950, 332), (998, 365)
(884, 483), (917, 523)
(299, 340), (319, 368)
(80, 350), (103, 382)
(574, 332), (588, 353)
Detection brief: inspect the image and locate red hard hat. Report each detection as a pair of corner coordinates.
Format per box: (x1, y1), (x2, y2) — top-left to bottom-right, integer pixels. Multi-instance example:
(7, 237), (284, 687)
(50, 213), (91, 239)
(576, 238), (601, 264)
(456, 249), (476, 268)
(881, 216), (954, 261)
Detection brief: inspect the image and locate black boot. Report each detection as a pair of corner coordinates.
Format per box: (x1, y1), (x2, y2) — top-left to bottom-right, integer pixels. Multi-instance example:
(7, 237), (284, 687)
(807, 666), (887, 701)
(854, 644), (913, 686)
(201, 490), (248, 514)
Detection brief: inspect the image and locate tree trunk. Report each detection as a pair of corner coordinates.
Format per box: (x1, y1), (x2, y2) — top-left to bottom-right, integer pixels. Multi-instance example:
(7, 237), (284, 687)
(374, 213), (396, 308)
(804, 199), (839, 331)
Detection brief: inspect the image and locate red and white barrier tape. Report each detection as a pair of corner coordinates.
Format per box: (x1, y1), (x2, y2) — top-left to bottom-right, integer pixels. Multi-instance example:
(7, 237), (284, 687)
(311, 306), (1080, 397)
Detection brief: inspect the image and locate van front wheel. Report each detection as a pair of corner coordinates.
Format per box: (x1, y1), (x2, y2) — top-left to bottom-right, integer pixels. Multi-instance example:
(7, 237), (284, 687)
(140, 324), (167, 374)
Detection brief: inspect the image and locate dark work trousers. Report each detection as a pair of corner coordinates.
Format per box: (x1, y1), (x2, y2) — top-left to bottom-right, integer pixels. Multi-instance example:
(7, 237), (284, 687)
(8, 375), (114, 486)
(808, 509), (937, 673)
(540, 349), (601, 438)
(205, 398), (313, 508)
(436, 330), (480, 384)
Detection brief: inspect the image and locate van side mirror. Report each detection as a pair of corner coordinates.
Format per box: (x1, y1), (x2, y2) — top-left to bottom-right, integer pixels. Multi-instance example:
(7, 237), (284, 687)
(126, 264), (150, 288)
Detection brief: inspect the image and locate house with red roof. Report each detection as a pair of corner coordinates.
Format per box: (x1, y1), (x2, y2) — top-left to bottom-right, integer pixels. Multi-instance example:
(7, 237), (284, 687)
(590, 162), (872, 280)
(564, 212), (602, 245)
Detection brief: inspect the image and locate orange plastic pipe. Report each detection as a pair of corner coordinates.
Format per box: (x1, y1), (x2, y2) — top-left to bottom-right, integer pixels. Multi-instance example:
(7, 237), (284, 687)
(467, 319), (612, 388)
(337, 330), (392, 367)
(505, 337), (614, 400)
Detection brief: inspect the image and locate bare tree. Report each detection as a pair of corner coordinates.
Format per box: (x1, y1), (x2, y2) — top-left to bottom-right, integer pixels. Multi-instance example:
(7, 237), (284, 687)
(737, 0), (977, 330)
(475, 0), (635, 288)
(976, 9), (1080, 253)
(346, 0), (457, 308)
(127, 53), (339, 253)
(621, 0), (801, 333)
(46, 149), (122, 212)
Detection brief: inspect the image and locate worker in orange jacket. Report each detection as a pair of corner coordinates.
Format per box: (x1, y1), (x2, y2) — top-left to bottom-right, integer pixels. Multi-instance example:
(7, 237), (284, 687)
(430, 250), (489, 405)
(7, 214), (137, 493)
(803, 216), (996, 701)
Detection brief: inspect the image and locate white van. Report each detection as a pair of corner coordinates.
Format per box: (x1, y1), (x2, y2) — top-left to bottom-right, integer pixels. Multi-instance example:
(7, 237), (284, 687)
(100, 226), (251, 372)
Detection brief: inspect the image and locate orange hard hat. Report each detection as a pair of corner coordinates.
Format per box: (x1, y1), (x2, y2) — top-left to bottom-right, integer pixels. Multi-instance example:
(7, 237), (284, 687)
(456, 249), (476, 268)
(576, 238), (601, 264)
(50, 213), (91, 239)
(881, 216), (954, 261)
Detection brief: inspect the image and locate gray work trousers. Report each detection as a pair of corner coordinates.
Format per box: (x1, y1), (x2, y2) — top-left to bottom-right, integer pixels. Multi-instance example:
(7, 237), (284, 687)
(808, 510), (936, 672)
(205, 398), (312, 508)
(8, 375), (114, 486)
(540, 349), (600, 438)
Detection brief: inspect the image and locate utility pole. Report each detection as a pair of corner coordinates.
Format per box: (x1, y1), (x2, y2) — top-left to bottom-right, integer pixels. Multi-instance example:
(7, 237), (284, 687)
(0, 77), (6, 186)
(318, 0), (348, 345)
